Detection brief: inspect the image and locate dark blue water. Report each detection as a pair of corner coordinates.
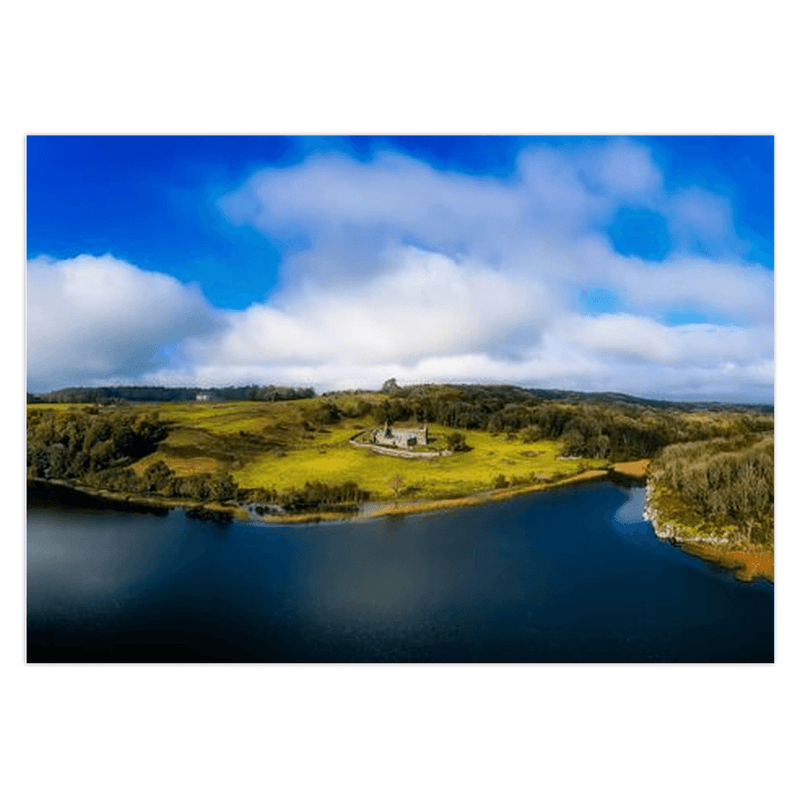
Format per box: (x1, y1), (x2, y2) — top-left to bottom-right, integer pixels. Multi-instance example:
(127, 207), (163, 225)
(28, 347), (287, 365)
(27, 482), (774, 662)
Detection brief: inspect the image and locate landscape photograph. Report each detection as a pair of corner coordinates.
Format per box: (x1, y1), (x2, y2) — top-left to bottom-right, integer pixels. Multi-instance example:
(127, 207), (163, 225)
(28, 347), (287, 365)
(26, 134), (774, 663)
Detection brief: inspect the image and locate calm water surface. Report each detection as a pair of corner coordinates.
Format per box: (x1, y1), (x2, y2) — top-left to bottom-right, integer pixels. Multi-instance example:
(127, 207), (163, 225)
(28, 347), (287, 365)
(27, 482), (774, 662)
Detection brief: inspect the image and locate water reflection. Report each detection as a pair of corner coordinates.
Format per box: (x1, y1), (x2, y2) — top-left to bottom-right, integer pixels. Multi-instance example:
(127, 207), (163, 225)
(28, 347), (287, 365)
(27, 507), (190, 603)
(612, 487), (649, 526)
(27, 483), (773, 662)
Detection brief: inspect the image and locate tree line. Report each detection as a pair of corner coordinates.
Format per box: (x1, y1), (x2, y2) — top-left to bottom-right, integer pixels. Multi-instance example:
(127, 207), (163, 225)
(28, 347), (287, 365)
(243, 482), (371, 514)
(26, 406), (243, 503)
(649, 434), (774, 545)
(27, 406), (168, 480)
(322, 384), (773, 462)
(27, 384), (316, 404)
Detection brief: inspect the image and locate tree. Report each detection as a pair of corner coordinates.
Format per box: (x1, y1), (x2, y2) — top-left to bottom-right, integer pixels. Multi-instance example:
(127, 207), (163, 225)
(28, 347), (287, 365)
(520, 425), (542, 443)
(143, 461), (173, 492)
(560, 428), (585, 455)
(447, 432), (469, 452)
(387, 474), (404, 498)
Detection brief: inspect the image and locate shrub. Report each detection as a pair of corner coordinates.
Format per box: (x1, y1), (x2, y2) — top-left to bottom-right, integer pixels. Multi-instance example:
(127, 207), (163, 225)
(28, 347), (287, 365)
(447, 432), (470, 452)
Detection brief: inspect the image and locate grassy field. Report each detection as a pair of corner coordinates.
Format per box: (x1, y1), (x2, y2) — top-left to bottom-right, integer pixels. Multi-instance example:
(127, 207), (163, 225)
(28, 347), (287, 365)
(122, 398), (608, 501)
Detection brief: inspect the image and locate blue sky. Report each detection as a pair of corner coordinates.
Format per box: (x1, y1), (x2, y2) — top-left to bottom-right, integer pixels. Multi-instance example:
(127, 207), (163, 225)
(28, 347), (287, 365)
(26, 135), (774, 402)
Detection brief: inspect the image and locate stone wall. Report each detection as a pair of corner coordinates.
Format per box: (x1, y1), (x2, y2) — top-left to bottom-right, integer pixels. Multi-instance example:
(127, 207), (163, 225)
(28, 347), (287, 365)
(350, 440), (449, 459)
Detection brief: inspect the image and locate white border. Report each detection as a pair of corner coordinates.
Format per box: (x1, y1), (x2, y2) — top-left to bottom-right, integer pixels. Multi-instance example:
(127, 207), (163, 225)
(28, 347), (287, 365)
(7, 3), (796, 799)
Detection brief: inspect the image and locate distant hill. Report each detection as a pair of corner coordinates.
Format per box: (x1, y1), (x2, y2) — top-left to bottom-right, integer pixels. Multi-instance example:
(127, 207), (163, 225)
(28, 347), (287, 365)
(348, 381), (773, 415)
(27, 384), (316, 405)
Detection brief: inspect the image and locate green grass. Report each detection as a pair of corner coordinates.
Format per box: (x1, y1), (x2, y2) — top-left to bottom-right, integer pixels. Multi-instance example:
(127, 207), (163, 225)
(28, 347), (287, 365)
(157, 400), (311, 432)
(231, 422), (606, 500)
(28, 403), (94, 411)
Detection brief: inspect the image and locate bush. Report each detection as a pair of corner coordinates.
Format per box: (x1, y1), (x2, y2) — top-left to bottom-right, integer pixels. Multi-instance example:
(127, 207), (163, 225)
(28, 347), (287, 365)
(143, 461), (173, 492)
(447, 432), (470, 452)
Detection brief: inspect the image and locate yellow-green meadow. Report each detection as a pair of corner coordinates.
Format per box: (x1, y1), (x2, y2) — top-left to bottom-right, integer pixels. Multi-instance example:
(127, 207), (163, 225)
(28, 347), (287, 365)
(127, 398), (607, 501)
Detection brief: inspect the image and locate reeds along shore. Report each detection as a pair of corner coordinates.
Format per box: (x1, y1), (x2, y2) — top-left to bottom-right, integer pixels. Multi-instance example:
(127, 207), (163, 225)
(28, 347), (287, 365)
(215, 466), (627, 524)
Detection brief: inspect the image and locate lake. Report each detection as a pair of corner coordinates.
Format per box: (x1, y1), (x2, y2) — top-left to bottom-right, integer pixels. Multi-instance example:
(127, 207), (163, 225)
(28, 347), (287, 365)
(27, 482), (774, 662)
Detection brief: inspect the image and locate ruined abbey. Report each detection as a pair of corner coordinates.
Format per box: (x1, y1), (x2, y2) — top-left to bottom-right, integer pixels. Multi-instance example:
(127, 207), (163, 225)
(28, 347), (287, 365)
(370, 421), (429, 450)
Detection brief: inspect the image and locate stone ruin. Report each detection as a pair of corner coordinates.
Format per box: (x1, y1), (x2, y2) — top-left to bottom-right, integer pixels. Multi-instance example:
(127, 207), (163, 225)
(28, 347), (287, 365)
(370, 421), (429, 450)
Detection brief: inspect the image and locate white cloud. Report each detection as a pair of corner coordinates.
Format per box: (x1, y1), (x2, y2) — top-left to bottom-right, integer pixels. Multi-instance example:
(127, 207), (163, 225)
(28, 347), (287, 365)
(142, 259), (771, 401)
(27, 255), (218, 391)
(219, 140), (668, 281)
(664, 186), (741, 256)
(556, 313), (772, 367)
(578, 138), (664, 200)
(567, 242), (774, 324)
(221, 150), (524, 272)
(177, 248), (556, 369)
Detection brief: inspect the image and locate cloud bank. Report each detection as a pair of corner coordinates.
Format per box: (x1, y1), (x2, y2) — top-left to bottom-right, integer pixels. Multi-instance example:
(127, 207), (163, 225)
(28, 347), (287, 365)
(27, 140), (774, 402)
(27, 255), (217, 392)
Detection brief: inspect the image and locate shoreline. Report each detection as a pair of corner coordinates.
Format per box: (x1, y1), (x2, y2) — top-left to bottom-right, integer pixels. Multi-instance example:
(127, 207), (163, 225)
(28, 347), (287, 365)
(265, 468), (621, 524)
(29, 464), (773, 584)
(26, 479), (251, 521)
(28, 463), (643, 526)
(643, 480), (773, 584)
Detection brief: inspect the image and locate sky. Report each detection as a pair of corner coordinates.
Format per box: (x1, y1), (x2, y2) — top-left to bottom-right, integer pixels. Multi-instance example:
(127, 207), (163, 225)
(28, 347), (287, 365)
(26, 135), (774, 403)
